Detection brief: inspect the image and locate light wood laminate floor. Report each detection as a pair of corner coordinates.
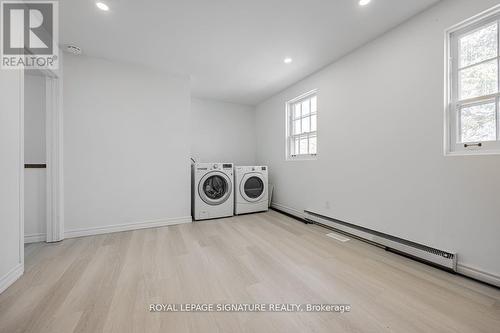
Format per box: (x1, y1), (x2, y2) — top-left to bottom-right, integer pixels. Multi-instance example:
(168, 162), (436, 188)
(1, 211), (499, 333)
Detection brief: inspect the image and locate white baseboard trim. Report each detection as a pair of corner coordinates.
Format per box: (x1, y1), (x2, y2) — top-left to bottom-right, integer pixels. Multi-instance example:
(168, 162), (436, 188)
(25, 233), (46, 244)
(64, 216), (193, 239)
(457, 264), (500, 287)
(0, 263), (23, 294)
(271, 202), (305, 219)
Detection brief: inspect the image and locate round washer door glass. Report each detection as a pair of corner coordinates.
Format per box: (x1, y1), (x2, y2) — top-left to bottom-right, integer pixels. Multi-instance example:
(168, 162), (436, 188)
(203, 175), (228, 200)
(244, 176), (264, 199)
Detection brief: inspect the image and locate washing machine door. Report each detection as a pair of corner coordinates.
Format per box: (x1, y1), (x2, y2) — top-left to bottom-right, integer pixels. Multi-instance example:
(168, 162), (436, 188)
(198, 171), (232, 206)
(240, 173), (265, 202)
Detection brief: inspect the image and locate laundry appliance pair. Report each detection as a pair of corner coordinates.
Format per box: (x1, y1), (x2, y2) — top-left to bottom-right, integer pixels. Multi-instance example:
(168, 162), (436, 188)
(191, 163), (268, 221)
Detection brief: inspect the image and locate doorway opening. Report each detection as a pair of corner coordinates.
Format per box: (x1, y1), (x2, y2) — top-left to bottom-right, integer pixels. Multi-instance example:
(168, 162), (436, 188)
(23, 68), (64, 249)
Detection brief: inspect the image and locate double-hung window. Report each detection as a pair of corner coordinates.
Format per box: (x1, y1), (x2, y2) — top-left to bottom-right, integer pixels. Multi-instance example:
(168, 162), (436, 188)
(286, 90), (317, 160)
(447, 9), (500, 154)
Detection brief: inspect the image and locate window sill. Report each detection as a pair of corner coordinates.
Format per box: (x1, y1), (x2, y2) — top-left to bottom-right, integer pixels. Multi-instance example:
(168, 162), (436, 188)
(287, 155), (318, 161)
(445, 149), (500, 157)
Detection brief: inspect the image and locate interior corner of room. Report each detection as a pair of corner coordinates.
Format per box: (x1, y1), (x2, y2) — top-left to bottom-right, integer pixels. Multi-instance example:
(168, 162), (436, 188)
(1, 0), (500, 331)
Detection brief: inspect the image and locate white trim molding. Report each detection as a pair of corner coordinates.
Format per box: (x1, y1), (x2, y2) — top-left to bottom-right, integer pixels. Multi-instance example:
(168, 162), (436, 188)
(64, 216), (192, 239)
(271, 202), (305, 219)
(24, 233), (46, 244)
(45, 75), (64, 242)
(18, 68), (25, 283)
(0, 263), (23, 294)
(457, 264), (500, 288)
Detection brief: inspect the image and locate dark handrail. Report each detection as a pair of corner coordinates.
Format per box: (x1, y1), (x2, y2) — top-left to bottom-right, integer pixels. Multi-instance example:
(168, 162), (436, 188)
(25, 164), (47, 169)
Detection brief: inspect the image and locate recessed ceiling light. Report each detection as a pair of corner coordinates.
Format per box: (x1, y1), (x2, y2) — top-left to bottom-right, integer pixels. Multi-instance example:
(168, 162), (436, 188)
(96, 2), (109, 11)
(284, 58), (293, 64)
(359, 0), (371, 6)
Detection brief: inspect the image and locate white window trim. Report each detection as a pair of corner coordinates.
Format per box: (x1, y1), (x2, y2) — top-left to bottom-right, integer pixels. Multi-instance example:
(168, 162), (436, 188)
(285, 89), (318, 161)
(445, 4), (500, 156)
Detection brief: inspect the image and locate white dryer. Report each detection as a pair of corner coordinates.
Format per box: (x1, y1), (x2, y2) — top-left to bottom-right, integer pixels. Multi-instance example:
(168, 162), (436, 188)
(192, 163), (234, 221)
(234, 166), (268, 215)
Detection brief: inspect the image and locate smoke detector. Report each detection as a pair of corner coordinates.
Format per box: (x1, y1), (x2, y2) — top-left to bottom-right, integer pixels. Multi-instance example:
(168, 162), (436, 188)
(65, 45), (82, 55)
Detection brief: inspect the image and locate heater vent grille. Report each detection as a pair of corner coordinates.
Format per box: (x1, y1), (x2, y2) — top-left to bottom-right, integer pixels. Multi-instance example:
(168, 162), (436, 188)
(326, 232), (350, 242)
(304, 210), (457, 271)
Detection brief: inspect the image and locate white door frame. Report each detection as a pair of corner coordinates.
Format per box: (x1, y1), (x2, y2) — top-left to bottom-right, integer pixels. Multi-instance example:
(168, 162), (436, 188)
(45, 73), (64, 242)
(19, 69), (25, 271)
(23, 67), (64, 244)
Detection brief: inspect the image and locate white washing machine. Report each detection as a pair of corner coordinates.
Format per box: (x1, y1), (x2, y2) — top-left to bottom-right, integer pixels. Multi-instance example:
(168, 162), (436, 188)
(234, 166), (268, 215)
(192, 163), (234, 221)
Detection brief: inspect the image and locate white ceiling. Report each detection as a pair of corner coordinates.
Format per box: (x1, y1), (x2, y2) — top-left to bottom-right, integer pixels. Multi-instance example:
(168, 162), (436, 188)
(60, 0), (440, 105)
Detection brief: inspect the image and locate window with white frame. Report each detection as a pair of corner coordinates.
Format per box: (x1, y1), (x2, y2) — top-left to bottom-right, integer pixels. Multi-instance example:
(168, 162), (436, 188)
(286, 91), (317, 159)
(447, 10), (500, 154)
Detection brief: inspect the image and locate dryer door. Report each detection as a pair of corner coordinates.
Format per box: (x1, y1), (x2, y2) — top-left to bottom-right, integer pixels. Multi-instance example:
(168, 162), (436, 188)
(199, 171), (232, 206)
(240, 173), (266, 202)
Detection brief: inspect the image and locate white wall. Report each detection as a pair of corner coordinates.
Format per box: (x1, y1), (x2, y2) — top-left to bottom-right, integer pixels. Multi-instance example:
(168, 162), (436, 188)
(191, 98), (256, 165)
(256, 0), (500, 283)
(24, 73), (47, 242)
(63, 55), (192, 235)
(24, 74), (46, 164)
(24, 170), (46, 242)
(0, 69), (23, 293)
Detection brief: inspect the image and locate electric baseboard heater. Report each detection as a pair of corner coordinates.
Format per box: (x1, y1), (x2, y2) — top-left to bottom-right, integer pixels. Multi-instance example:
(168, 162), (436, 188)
(304, 210), (457, 272)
